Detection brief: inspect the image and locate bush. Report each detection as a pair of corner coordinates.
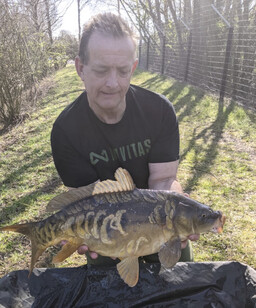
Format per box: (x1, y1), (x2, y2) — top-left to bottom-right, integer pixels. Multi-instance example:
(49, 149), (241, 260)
(0, 3), (77, 128)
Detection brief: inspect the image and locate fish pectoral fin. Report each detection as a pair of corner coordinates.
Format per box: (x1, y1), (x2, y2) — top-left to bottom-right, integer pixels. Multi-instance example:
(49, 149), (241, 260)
(30, 243), (45, 277)
(158, 237), (181, 268)
(52, 241), (81, 263)
(116, 256), (139, 287)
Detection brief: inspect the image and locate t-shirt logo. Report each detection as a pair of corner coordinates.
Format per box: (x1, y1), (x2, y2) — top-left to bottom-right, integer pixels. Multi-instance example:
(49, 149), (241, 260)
(89, 150), (108, 165)
(90, 139), (151, 165)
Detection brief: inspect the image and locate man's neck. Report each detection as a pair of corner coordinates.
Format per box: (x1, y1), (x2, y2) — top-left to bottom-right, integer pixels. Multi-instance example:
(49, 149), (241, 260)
(94, 110), (125, 124)
(89, 101), (126, 124)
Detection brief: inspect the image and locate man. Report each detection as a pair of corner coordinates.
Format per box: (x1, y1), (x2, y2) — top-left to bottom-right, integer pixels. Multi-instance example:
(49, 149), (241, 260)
(51, 12), (199, 266)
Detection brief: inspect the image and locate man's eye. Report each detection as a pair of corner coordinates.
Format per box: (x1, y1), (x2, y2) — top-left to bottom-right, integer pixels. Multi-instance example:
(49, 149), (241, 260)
(96, 71), (106, 74)
(119, 69), (130, 77)
(93, 70), (107, 75)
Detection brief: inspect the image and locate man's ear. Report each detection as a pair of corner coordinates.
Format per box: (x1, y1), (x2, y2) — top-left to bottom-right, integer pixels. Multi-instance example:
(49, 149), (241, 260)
(131, 58), (138, 74)
(75, 56), (85, 80)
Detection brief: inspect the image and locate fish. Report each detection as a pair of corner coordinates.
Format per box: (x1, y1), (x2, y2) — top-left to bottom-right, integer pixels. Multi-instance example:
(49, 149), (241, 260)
(0, 168), (225, 287)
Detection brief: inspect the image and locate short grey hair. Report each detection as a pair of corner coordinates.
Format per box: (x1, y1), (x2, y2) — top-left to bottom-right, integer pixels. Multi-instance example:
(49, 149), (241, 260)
(79, 13), (137, 64)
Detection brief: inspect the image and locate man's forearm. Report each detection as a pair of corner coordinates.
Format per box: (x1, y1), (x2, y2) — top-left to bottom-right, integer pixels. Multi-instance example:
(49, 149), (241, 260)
(148, 177), (183, 193)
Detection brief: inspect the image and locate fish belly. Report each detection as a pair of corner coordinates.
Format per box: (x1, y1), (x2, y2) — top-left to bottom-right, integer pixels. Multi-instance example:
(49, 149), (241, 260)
(84, 223), (168, 259)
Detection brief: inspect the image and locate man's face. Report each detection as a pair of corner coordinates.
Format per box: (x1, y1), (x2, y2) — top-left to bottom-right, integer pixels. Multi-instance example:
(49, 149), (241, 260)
(76, 31), (138, 117)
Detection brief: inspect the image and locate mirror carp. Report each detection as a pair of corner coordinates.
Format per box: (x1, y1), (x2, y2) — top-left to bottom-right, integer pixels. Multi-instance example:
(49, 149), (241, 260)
(0, 168), (225, 287)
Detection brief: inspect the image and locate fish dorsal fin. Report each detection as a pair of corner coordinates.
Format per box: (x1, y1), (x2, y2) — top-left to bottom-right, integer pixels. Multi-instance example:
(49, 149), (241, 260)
(46, 183), (97, 212)
(46, 168), (135, 212)
(92, 168), (135, 195)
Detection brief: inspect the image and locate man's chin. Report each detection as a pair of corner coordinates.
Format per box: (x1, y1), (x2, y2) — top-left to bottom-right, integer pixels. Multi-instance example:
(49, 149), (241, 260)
(97, 97), (124, 109)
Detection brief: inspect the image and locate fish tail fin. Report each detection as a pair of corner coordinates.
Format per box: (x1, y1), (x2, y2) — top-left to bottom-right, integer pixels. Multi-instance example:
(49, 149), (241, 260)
(0, 223), (32, 236)
(0, 222), (45, 276)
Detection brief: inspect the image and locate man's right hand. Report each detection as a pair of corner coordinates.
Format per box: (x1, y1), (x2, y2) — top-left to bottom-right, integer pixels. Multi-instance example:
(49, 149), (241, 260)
(77, 245), (98, 259)
(77, 245), (117, 260)
(60, 241), (99, 259)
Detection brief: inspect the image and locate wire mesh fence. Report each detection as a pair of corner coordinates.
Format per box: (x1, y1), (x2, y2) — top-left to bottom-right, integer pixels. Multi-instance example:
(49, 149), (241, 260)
(138, 1), (256, 108)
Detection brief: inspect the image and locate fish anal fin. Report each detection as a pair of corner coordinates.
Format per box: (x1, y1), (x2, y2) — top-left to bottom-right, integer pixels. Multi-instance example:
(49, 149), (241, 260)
(116, 256), (139, 287)
(52, 240), (82, 263)
(46, 168), (135, 212)
(158, 237), (181, 268)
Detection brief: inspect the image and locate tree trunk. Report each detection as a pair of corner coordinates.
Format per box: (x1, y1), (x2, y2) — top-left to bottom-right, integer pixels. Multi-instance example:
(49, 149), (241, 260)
(44, 0), (53, 44)
(78, 0), (81, 41)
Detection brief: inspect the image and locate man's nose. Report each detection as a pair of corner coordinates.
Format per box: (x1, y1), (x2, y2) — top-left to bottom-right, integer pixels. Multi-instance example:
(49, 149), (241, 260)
(105, 70), (118, 88)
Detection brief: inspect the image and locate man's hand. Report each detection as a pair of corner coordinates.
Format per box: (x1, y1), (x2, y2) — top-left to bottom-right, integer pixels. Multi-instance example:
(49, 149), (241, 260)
(76, 235), (200, 255)
(181, 234), (200, 249)
(61, 234), (199, 260)
(59, 241), (99, 259)
(76, 235), (200, 256)
(77, 245), (98, 259)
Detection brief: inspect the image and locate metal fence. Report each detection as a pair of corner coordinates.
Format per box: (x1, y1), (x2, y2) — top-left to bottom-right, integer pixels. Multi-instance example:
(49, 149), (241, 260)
(138, 1), (256, 107)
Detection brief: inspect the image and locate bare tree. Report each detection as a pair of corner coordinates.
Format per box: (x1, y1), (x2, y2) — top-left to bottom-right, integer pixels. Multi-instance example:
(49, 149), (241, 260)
(0, 0), (66, 127)
(77, 0), (91, 40)
(21, 0), (62, 43)
(0, 1), (36, 125)
(45, 0), (53, 44)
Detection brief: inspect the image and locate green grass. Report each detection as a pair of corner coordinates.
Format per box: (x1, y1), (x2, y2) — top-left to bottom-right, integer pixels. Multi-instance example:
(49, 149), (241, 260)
(0, 66), (255, 277)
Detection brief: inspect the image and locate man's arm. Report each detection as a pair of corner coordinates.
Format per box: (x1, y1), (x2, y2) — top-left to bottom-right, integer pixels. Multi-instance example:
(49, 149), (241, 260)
(148, 160), (182, 192)
(148, 160), (200, 248)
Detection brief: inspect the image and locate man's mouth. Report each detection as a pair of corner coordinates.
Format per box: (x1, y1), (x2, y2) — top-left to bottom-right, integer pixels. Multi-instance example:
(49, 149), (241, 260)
(101, 91), (119, 95)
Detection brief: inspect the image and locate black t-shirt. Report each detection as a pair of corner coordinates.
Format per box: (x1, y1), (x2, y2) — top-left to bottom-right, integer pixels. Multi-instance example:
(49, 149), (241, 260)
(51, 84), (179, 189)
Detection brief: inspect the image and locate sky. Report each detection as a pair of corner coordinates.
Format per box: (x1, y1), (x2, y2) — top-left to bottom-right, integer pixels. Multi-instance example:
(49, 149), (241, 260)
(55, 1), (118, 37)
(58, 0), (256, 37)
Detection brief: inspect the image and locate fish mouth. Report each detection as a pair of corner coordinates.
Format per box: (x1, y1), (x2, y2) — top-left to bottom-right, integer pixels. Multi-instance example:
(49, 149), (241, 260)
(211, 215), (226, 233)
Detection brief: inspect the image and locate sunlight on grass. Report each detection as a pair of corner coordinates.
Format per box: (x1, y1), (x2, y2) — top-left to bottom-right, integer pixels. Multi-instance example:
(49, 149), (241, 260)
(0, 65), (255, 277)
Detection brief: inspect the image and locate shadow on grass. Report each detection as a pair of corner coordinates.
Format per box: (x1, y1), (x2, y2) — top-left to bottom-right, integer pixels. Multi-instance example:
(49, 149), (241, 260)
(0, 175), (62, 224)
(137, 72), (236, 193)
(136, 74), (167, 90)
(54, 89), (84, 100)
(1, 151), (52, 186)
(137, 77), (205, 123)
(164, 81), (205, 123)
(0, 148), (63, 224)
(181, 100), (235, 193)
(35, 88), (84, 110)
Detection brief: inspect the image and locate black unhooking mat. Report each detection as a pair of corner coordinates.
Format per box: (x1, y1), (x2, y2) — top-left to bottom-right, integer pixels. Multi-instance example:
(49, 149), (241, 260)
(0, 261), (255, 308)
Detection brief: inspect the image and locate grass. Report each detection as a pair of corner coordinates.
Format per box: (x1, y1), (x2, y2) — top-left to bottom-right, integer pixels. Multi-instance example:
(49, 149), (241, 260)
(0, 65), (255, 277)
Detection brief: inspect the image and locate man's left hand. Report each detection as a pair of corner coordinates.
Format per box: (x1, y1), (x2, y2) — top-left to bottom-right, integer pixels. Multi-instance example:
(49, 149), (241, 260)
(181, 234), (200, 249)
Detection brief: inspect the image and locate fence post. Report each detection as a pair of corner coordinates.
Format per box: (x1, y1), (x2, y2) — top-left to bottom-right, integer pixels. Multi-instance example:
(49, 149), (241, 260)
(146, 38), (150, 71)
(211, 4), (233, 103)
(219, 27), (234, 103)
(184, 31), (192, 82)
(161, 35), (166, 75)
(178, 18), (191, 82)
(138, 39), (142, 68)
